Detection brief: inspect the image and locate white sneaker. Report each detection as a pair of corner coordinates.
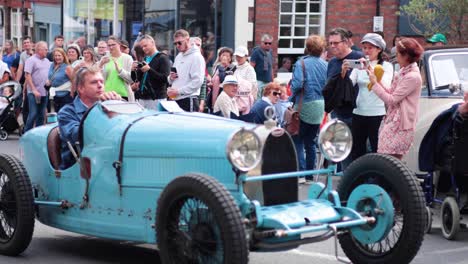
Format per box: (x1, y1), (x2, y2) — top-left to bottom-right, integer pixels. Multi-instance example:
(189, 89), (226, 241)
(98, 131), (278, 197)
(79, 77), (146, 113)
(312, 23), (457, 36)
(298, 177), (306, 184)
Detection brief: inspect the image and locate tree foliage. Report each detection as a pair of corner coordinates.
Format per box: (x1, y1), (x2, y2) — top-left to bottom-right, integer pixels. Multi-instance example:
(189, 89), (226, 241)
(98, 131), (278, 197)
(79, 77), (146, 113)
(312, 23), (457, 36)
(400, 0), (468, 42)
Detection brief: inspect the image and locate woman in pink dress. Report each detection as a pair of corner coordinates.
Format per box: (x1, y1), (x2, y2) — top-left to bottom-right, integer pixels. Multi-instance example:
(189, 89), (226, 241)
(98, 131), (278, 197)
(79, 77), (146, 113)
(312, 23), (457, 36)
(368, 38), (424, 159)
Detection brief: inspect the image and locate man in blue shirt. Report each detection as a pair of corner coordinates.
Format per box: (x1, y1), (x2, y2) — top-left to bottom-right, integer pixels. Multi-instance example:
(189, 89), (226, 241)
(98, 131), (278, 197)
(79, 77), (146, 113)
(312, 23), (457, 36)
(58, 66), (121, 169)
(326, 28), (363, 171)
(250, 33), (274, 99)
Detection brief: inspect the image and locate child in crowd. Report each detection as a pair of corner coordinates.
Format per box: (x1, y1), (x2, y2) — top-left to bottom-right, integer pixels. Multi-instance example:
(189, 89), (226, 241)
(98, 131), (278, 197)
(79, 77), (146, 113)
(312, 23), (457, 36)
(0, 86), (14, 112)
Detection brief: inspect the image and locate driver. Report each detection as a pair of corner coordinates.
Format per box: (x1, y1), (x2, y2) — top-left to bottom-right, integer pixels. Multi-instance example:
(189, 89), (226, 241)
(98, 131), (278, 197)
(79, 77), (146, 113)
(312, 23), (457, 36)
(58, 66), (121, 169)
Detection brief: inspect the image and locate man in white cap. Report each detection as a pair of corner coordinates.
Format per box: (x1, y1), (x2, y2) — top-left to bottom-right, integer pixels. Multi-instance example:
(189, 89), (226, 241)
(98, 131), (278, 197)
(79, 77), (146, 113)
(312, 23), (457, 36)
(213, 75), (240, 118)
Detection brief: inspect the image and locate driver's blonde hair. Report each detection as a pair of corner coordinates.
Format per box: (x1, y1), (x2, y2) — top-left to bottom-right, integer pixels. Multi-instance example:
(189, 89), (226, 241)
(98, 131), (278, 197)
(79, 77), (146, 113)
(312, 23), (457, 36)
(74, 66), (101, 92)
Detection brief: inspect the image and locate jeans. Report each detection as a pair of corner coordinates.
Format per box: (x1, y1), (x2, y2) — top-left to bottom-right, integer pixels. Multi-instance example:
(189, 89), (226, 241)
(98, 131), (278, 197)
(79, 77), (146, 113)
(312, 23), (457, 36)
(25, 93), (47, 132)
(293, 120), (320, 180)
(331, 111), (353, 172)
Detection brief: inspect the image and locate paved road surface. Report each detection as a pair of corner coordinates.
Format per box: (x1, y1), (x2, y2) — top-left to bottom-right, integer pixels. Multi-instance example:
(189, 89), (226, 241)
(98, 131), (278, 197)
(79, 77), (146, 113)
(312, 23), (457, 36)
(1, 135), (468, 263)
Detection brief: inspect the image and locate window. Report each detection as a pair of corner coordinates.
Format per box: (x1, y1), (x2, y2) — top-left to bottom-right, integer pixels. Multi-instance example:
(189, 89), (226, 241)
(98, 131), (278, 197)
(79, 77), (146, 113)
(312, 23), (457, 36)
(11, 9), (22, 46)
(63, 0), (125, 46)
(278, 0), (326, 55)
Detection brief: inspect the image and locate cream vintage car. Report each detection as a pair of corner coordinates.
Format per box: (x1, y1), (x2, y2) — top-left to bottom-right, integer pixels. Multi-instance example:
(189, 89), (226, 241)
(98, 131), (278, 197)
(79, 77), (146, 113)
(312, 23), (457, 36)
(403, 46), (467, 174)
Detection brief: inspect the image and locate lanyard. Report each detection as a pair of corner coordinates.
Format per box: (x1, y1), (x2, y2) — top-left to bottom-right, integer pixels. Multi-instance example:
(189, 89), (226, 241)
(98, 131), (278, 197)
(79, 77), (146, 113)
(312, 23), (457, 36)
(140, 51), (159, 91)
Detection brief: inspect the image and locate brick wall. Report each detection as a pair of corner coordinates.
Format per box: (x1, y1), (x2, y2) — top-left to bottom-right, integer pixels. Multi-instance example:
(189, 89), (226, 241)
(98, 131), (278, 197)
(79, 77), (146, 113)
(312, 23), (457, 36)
(251, 0), (402, 71)
(326, 0), (400, 51)
(252, 0), (279, 71)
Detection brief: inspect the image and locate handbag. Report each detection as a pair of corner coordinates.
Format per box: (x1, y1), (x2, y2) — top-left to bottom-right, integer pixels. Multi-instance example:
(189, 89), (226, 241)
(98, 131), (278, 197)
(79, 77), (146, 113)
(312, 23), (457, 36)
(283, 59), (305, 136)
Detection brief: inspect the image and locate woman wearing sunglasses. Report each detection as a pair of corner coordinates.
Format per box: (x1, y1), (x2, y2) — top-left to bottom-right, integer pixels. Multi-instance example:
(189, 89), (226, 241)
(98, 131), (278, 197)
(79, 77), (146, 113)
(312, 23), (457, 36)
(249, 82), (281, 124)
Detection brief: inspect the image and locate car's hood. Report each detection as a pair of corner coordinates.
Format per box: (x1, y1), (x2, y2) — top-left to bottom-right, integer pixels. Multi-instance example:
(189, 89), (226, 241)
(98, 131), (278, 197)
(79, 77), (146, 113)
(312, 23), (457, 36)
(122, 112), (257, 158)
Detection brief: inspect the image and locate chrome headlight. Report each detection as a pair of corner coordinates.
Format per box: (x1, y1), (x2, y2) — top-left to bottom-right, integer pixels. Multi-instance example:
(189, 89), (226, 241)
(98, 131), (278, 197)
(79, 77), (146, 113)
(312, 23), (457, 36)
(226, 128), (262, 172)
(318, 119), (352, 162)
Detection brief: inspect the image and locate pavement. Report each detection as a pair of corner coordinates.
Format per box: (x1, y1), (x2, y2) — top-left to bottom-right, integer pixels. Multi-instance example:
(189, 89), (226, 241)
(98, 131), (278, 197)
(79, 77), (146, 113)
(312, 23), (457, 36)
(1, 134), (468, 263)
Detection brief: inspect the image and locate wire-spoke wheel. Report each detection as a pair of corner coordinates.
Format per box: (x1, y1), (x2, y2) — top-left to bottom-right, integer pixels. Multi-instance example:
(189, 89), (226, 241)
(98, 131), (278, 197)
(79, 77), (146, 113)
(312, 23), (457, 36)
(0, 154), (34, 256)
(156, 174), (248, 264)
(338, 154), (426, 264)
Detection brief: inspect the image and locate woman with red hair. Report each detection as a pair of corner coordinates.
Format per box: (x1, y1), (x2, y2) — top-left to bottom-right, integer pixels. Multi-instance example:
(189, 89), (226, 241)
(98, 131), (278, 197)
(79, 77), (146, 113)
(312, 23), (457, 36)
(368, 38), (424, 159)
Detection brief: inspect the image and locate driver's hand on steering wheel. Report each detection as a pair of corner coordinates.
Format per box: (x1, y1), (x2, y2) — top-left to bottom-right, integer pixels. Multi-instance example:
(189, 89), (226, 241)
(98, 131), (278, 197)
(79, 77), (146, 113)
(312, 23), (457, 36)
(100, 91), (121, 101)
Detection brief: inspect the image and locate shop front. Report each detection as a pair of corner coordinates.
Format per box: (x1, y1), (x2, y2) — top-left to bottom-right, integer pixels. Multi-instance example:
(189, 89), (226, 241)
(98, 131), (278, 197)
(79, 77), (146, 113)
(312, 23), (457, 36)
(62, 0), (235, 60)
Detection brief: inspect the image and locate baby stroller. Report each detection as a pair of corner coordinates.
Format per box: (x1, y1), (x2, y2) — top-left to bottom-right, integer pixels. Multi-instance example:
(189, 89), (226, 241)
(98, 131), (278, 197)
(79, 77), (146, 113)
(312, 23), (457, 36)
(0, 81), (22, 140)
(418, 103), (468, 240)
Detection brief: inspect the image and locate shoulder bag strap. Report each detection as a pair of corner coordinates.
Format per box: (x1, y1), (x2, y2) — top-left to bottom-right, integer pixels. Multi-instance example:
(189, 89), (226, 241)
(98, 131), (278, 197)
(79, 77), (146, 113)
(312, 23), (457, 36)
(297, 58), (306, 113)
(49, 64), (62, 83)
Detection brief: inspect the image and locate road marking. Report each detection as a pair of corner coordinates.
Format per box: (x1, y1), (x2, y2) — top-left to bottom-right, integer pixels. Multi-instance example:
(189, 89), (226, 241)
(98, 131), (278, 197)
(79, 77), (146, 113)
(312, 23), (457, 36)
(428, 246), (468, 255)
(287, 249), (350, 262)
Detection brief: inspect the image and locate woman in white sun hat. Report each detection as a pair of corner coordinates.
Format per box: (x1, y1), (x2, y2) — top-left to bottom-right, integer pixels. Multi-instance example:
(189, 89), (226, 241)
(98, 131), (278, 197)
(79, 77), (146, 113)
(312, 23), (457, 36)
(233, 46), (257, 114)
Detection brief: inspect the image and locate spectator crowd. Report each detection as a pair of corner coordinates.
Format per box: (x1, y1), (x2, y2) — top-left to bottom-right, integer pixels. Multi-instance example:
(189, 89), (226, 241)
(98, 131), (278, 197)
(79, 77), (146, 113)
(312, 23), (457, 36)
(6, 28), (461, 179)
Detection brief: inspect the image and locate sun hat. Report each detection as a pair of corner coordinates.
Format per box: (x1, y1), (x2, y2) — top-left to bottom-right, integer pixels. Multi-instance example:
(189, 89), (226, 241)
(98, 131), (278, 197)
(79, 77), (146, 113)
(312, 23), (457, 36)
(427, 33), (447, 44)
(234, 46), (249, 57)
(360, 33), (386, 50)
(221, 75), (238, 87)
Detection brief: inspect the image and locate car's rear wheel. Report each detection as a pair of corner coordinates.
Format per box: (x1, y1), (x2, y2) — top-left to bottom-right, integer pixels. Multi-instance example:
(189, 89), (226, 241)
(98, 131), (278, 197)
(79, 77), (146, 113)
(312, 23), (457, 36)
(0, 154), (35, 256)
(338, 154), (426, 264)
(156, 173), (248, 264)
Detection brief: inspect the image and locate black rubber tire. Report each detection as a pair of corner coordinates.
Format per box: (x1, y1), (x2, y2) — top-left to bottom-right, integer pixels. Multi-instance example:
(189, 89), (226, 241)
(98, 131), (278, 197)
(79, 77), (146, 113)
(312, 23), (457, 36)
(425, 206), (432, 234)
(0, 154), (35, 256)
(156, 173), (248, 264)
(0, 130), (7, 141)
(441, 196), (460, 240)
(337, 153), (426, 264)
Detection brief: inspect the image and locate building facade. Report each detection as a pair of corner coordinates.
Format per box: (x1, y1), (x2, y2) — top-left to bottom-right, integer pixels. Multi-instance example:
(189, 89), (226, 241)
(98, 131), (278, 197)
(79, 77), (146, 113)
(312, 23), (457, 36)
(248, 0), (401, 72)
(0, 0), (463, 70)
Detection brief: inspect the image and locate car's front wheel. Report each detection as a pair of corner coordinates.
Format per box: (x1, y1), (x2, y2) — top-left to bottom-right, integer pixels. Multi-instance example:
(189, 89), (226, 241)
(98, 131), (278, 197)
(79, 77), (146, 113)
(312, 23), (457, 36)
(338, 154), (426, 264)
(156, 173), (248, 264)
(0, 154), (35, 256)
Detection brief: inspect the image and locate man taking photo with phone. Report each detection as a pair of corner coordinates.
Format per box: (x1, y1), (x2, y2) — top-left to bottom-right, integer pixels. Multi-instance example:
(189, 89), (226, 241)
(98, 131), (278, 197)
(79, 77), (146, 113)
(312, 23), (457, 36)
(132, 34), (171, 109)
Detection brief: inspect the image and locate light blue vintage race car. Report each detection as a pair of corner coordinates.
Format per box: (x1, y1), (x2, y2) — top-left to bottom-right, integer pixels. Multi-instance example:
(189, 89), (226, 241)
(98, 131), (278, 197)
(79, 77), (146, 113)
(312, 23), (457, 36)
(0, 101), (426, 263)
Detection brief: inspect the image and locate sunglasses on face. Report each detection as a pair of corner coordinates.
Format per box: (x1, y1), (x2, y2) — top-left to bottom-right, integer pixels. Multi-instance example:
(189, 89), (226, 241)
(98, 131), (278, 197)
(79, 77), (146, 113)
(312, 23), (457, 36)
(272, 91), (281, 96)
(174, 41), (184, 46)
(328, 40), (345, 46)
(264, 42), (272, 45)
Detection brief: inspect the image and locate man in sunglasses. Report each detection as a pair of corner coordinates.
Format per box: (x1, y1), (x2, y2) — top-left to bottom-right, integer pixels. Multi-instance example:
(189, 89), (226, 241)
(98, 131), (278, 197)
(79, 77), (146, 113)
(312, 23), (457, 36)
(167, 29), (205, 112)
(250, 34), (274, 99)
